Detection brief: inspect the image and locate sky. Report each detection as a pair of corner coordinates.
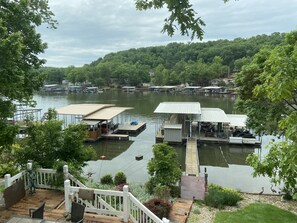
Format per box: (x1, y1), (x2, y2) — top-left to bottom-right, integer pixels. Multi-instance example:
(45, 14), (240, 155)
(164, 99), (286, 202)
(38, 0), (297, 67)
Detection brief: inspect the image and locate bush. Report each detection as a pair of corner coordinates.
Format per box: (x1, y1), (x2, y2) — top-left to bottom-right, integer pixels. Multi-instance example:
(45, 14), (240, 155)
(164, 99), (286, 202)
(204, 184), (242, 209)
(114, 171), (127, 185)
(169, 185), (181, 198)
(143, 198), (172, 219)
(115, 183), (129, 191)
(145, 178), (156, 194)
(153, 185), (171, 199)
(100, 174), (114, 185)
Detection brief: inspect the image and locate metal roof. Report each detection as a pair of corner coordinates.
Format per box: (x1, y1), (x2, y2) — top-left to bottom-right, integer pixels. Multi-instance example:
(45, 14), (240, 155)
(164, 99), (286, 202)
(84, 107), (133, 120)
(226, 114), (247, 127)
(197, 108), (230, 123)
(56, 104), (114, 116)
(164, 124), (182, 129)
(154, 102), (201, 115)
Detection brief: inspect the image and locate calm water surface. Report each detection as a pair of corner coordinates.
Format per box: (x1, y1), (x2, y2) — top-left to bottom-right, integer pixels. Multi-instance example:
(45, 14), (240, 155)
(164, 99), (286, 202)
(34, 91), (274, 194)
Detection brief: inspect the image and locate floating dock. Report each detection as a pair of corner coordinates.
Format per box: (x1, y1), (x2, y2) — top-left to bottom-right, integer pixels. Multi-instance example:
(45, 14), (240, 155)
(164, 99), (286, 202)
(102, 133), (129, 141)
(116, 122), (146, 136)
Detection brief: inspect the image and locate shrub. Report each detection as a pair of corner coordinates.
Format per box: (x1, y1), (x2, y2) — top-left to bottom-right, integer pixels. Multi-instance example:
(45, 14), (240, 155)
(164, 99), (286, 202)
(153, 185), (171, 199)
(169, 185), (181, 198)
(145, 178), (156, 194)
(204, 184), (242, 209)
(114, 171), (127, 185)
(115, 183), (129, 191)
(143, 198), (172, 219)
(100, 174), (114, 185)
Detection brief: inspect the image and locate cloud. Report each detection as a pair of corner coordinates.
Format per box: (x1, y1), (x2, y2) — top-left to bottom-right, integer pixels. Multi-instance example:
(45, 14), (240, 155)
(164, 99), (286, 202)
(38, 0), (297, 67)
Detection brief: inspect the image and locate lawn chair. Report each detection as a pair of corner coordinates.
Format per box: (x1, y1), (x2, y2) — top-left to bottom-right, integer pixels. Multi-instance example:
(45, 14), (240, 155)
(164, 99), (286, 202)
(59, 202), (85, 223)
(29, 202), (45, 219)
(70, 202), (85, 223)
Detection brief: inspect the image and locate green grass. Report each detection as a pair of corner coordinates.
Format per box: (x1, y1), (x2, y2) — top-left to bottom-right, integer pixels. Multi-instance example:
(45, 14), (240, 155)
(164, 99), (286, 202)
(214, 203), (297, 223)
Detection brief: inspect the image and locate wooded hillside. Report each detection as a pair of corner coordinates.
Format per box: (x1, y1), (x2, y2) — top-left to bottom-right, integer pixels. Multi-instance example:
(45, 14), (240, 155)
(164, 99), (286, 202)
(41, 32), (285, 87)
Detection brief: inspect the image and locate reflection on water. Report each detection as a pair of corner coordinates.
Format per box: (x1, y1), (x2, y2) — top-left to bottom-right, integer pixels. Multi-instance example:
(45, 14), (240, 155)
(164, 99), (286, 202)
(86, 141), (133, 160)
(199, 144), (257, 167)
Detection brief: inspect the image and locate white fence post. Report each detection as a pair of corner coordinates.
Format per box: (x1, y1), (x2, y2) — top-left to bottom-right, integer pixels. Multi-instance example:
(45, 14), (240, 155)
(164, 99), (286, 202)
(162, 217), (170, 223)
(64, 180), (71, 212)
(123, 185), (129, 223)
(4, 174), (11, 188)
(63, 165), (69, 181)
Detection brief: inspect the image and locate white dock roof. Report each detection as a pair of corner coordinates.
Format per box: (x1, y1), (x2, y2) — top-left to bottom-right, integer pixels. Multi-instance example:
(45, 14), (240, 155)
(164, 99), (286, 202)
(154, 102), (201, 115)
(197, 108), (230, 123)
(84, 107), (133, 120)
(226, 114), (247, 127)
(56, 104), (114, 116)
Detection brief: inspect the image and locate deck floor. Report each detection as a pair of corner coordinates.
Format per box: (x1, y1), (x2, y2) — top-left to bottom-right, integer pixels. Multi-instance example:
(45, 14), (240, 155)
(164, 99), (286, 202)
(0, 189), (126, 223)
(169, 199), (193, 223)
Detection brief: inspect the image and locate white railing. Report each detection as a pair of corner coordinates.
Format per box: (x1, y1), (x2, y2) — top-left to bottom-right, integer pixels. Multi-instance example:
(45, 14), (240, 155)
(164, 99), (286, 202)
(64, 180), (169, 223)
(4, 163), (67, 190)
(129, 193), (164, 223)
(5, 165), (170, 223)
(4, 170), (28, 189)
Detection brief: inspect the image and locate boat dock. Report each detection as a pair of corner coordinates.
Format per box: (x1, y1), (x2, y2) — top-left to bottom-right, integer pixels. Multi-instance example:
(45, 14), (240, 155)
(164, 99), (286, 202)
(185, 137), (199, 176)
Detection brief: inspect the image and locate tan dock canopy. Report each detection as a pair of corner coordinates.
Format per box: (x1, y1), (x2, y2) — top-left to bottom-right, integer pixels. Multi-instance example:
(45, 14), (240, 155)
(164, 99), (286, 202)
(56, 104), (114, 116)
(84, 107), (133, 120)
(154, 102), (201, 115)
(197, 108), (230, 123)
(226, 114), (247, 127)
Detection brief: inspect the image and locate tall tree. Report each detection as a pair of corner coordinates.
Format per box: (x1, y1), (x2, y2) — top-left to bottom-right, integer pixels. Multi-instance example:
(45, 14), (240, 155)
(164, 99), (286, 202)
(236, 31), (297, 196)
(0, 0), (56, 146)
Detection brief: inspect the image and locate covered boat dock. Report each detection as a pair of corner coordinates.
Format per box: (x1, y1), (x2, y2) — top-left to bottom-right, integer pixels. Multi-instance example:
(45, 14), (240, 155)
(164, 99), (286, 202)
(56, 104), (145, 141)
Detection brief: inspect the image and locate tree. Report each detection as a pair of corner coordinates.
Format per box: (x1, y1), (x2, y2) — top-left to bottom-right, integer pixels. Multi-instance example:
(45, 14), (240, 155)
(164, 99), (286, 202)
(0, 0), (56, 148)
(147, 143), (182, 187)
(16, 109), (96, 169)
(135, 0), (232, 40)
(236, 31), (297, 196)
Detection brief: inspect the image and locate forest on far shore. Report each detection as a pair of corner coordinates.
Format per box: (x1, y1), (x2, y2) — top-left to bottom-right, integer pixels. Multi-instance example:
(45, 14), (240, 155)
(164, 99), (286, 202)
(41, 32), (285, 87)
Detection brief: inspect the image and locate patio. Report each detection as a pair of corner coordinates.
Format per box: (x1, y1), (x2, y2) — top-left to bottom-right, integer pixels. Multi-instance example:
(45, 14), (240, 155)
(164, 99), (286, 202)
(0, 189), (124, 223)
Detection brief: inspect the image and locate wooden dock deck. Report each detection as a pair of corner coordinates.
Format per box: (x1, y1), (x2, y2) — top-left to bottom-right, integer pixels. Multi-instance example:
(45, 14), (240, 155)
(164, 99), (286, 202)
(117, 122), (146, 136)
(185, 137), (199, 176)
(0, 189), (126, 223)
(103, 133), (129, 141)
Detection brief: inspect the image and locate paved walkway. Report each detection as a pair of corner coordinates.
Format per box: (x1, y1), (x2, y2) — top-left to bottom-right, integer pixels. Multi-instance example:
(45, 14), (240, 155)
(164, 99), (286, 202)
(181, 175), (206, 200)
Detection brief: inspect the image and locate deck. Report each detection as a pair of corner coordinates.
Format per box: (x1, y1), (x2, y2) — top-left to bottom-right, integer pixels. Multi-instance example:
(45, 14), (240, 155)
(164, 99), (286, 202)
(0, 189), (126, 223)
(103, 133), (129, 141)
(185, 137), (199, 176)
(117, 122), (146, 136)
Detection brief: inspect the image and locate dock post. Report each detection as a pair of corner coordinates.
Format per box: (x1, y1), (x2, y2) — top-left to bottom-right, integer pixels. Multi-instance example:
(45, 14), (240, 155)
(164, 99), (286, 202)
(204, 168), (208, 192)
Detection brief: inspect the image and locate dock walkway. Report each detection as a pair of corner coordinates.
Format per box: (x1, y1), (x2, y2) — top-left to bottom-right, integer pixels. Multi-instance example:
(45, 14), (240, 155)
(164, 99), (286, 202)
(185, 137), (199, 176)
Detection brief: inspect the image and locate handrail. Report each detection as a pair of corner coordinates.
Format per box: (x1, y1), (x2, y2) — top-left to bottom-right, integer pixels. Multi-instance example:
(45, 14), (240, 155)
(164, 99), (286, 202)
(64, 181), (169, 223)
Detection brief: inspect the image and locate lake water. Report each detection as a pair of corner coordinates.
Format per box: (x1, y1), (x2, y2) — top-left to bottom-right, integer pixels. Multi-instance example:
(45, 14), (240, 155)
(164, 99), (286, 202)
(33, 91), (275, 194)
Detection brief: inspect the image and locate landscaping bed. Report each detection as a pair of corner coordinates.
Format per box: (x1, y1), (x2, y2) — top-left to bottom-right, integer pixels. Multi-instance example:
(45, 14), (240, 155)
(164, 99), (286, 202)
(188, 193), (297, 223)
